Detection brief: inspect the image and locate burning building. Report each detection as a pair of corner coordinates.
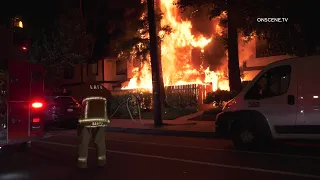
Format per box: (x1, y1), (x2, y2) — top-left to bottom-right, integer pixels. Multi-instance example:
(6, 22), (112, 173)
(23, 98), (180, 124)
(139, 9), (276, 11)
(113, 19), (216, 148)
(121, 0), (255, 93)
(51, 0), (293, 105)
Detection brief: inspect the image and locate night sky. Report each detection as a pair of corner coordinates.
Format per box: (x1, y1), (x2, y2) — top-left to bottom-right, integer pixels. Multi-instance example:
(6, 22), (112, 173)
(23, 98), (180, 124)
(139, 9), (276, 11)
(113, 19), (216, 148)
(0, 0), (78, 30)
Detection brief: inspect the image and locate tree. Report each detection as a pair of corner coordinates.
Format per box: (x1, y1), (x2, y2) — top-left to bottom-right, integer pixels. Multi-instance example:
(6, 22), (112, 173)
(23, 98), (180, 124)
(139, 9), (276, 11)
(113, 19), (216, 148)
(80, 0), (147, 62)
(176, 0), (244, 93)
(80, 0), (172, 70)
(81, 0), (172, 125)
(81, 0), (171, 101)
(29, 9), (91, 71)
(114, 2), (172, 62)
(114, 1), (171, 111)
(176, 0), (245, 93)
(0, 0), (90, 71)
(146, 0), (163, 125)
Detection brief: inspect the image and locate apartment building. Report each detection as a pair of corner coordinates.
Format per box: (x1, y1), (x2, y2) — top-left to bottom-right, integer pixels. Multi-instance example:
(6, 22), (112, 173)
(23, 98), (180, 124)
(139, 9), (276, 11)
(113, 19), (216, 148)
(46, 33), (295, 98)
(45, 58), (129, 99)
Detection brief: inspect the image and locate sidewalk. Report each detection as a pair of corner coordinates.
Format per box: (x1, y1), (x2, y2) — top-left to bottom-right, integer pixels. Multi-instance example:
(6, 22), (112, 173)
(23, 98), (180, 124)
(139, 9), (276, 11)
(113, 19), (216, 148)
(105, 111), (218, 138)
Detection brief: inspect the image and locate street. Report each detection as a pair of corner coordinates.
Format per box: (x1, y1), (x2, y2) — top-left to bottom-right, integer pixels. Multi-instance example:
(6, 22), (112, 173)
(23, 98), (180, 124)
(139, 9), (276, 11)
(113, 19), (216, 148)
(1, 130), (320, 180)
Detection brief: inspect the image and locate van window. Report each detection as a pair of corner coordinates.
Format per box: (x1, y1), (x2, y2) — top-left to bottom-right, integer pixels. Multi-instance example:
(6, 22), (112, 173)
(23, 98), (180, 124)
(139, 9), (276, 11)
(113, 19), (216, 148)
(244, 65), (291, 99)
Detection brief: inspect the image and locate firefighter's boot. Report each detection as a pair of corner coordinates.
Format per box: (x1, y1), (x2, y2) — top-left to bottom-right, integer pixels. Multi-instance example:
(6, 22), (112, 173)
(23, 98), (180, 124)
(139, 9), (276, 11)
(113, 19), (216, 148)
(97, 155), (106, 167)
(77, 157), (88, 169)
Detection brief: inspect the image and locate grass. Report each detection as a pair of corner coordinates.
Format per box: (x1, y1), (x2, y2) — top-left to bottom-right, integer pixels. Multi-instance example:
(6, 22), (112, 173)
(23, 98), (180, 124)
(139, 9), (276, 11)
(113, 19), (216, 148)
(111, 107), (198, 120)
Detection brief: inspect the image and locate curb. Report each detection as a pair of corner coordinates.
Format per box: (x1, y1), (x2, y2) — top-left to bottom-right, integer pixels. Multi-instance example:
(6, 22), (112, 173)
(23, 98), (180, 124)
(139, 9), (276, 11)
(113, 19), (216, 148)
(105, 127), (219, 138)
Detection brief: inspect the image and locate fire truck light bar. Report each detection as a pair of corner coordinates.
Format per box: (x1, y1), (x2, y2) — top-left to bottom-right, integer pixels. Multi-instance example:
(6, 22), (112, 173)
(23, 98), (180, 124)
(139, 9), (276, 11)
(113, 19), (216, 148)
(32, 102), (43, 108)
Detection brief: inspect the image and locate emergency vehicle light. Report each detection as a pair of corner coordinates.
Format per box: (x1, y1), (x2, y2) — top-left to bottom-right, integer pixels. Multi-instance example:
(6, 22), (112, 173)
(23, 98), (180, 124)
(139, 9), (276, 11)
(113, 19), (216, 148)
(21, 46), (27, 51)
(32, 102), (43, 108)
(32, 118), (40, 123)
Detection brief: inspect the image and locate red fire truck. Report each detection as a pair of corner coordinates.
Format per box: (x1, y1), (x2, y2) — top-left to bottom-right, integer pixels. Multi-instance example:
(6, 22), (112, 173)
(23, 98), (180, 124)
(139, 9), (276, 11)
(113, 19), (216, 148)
(0, 61), (45, 149)
(0, 17), (45, 149)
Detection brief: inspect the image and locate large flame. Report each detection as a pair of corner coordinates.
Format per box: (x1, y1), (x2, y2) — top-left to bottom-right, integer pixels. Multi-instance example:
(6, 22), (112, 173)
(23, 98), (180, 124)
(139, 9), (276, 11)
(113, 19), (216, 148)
(122, 0), (255, 91)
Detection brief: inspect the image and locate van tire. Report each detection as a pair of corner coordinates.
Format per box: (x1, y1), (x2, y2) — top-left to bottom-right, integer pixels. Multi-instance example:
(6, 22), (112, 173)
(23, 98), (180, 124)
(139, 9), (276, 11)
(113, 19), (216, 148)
(231, 121), (266, 151)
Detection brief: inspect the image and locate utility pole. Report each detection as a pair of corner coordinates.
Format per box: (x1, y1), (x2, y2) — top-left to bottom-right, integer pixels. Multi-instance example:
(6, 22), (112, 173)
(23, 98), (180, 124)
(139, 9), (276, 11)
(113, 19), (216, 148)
(147, 0), (163, 126)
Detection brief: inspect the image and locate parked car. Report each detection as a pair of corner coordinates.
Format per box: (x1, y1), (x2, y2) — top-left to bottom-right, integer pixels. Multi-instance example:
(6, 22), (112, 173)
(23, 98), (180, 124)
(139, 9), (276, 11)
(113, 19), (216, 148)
(215, 55), (320, 150)
(44, 96), (82, 128)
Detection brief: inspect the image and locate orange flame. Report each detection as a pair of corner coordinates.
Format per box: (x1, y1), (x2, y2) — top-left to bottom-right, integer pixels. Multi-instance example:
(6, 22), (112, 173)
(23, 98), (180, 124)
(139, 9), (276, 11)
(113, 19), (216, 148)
(122, 1), (254, 92)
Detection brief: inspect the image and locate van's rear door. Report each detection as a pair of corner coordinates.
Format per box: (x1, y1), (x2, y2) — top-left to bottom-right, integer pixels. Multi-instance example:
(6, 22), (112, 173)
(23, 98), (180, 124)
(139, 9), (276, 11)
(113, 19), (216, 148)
(296, 58), (320, 133)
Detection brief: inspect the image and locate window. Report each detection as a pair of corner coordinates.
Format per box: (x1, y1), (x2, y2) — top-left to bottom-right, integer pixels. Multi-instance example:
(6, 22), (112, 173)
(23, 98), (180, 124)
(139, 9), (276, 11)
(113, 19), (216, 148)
(87, 63), (98, 75)
(116, 60), (127, 75)
(244, 65), (291, 100)
(64, 67), (74, 79)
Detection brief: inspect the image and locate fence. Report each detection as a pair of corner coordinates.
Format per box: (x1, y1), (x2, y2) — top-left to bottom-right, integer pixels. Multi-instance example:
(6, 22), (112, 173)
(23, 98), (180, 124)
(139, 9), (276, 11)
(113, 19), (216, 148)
(165, 84), (211, 108)
(111, 84), (212, 110)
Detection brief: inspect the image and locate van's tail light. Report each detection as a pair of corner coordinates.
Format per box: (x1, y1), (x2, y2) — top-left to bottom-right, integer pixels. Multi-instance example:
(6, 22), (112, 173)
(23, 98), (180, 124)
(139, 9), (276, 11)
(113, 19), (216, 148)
(32, 102), (43, 109)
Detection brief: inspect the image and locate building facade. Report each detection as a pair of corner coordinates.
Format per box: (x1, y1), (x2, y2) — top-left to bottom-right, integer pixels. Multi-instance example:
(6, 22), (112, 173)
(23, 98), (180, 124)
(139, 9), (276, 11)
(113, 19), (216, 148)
(46, 34), (296, 99)
(45, 58), (129, 99)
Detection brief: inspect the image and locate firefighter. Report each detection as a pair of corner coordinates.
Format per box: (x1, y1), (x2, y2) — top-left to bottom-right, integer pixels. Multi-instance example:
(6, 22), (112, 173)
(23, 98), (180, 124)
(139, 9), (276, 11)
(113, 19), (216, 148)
(73, 67), (112, 169)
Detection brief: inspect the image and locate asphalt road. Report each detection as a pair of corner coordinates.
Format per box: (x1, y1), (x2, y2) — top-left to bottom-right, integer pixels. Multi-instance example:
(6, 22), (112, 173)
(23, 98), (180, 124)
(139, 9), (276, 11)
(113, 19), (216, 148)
(2, 130), (320, 180)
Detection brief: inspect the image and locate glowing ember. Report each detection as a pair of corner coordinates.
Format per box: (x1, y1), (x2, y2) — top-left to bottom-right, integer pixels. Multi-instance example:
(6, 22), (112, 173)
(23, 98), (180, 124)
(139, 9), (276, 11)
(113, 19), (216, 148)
(122, 0), (254, 92)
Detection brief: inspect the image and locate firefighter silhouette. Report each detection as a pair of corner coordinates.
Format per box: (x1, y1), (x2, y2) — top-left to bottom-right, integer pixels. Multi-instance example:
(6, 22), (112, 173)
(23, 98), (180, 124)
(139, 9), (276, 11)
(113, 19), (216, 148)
(73, 68), (112, 169)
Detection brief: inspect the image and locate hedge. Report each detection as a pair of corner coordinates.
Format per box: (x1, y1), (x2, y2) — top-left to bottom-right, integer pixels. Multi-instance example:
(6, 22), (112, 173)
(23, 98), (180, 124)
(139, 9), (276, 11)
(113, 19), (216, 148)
(109, 90), (199, 118)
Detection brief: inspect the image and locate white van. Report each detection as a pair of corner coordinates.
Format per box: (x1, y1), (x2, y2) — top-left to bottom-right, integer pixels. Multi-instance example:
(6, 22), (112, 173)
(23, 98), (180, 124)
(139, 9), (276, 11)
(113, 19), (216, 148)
(215, 55), (320, 150)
